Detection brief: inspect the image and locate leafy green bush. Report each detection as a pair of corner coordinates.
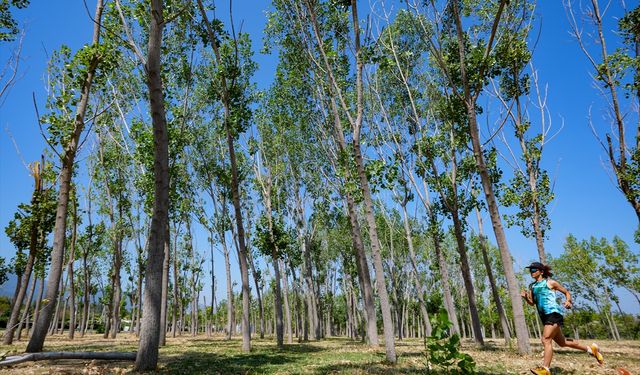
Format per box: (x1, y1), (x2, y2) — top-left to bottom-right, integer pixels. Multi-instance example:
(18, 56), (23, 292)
(94, 320), (105, 334)
(424, 309), (476, 374)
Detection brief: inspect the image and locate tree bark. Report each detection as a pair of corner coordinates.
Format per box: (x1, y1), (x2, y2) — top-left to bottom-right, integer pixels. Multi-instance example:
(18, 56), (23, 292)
(159, 222), (170, 345)
(352, 142), (397, 363)
(281, 259), (293, 344)
(343, 192), (379, 347)
(171, 225), (180, 338)
(33, 276), (44, 340)
(16, 276), (37, 340)
(134, 0), (169, 369)
(450, 208), (484, 345)
(432, 224), (460, 335)
(400, 199), (432, 336)
(247, 247), (265, 339)
(222, 233), (234, 339)
(110, 236), (122, 339)
(68, 197), (77, 339)
(475, 206), (511, 344)
(294, 188), (319, 341)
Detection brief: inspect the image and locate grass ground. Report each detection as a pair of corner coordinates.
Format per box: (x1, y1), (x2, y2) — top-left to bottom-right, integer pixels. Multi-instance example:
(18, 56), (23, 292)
(0, 334), (637, 374)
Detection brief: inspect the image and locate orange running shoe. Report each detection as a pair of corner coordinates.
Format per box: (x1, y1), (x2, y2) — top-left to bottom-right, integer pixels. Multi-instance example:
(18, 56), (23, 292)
(530, 366), (551, 375)
(589, 343), (604, 365)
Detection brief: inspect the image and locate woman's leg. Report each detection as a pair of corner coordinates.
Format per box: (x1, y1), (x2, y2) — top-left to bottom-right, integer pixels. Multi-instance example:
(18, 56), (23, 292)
(552, 329), (588, 352)
(541, 324), (561, 368)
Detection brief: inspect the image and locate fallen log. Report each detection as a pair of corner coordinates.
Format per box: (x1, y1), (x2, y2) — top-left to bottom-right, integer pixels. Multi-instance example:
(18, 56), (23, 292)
(0, 351), (137, 366)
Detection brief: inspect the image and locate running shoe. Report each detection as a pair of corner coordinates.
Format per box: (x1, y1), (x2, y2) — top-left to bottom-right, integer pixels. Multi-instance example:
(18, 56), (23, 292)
(530, 366), (551, 375)
(590, 343), (604, 365)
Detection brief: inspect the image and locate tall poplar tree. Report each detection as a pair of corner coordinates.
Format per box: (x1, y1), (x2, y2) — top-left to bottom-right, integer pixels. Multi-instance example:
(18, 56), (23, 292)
(27, 0), (109, 352)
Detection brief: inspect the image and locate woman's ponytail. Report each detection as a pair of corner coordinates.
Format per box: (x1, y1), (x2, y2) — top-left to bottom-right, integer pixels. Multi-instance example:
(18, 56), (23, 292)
(542, 264), (554, 278)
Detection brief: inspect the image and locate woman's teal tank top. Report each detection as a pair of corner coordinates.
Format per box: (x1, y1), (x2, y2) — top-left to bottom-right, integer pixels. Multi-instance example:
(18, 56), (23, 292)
(530, 279), (563, 315)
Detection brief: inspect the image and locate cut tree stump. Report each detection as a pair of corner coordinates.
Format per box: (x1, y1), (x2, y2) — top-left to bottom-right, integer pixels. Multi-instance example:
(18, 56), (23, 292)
(0, 351), (137, 366)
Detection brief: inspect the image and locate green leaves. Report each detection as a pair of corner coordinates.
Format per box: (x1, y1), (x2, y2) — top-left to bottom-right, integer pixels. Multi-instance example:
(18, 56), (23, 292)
(552, 235), (640, 307)
(0, 0), (29, 42)
(254, 214), (293, 260)
(424, 309), (476, 374)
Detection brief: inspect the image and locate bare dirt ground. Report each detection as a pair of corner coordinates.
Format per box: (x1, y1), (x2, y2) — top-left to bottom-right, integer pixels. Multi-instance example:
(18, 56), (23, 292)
(0, 334), (637, 374)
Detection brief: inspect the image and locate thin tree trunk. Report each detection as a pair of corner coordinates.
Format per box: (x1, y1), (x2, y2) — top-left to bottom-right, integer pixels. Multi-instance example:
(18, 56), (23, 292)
(271, 254), (284, 347)
(450, 209), (484, 345)
(432, 225), (460, 335)
(5, 270), (24, 343)
(134, 0), (169, 369)
(343, 193), (379, 347)
(247, 249), (264, 339)
(31, 276), (45, 337)
(400, 199), (432, 336)
(171, 225), (180, 338)
(196, 0), (251, 352)
(450, 0), (529, 354)
(159, 222), (170, 345)
(475, 205), (511, 345)
(17, 277), (37, 340)
(350, 65), (397, 366)
(222, 235), (234, 339)
(294, 190), (319, 341)
(68, 194), (78, 339)
(5, 161), (46, 345)
(81, 249), (90, 338)
(281, 260), (293, 344)
(4, 256), (35, 344)
(134, 253), (142, 336)
(103, 286), (112, 339)
(110, 238), (122, 339)
(59, 296), (69, 336)
(209, 229), (217, 337)
(52, 275), (67, 336)
(26, 0), (104, 353)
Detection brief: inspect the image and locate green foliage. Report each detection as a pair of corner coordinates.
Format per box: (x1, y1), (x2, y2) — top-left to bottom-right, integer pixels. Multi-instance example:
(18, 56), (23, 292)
(424, 309), (476, 374)
(254, 215), (293, 260)
(499, 168), (553, 239)
(0, 0), (28, 42)
(600, 5), (640, 98)
(4, 183), (57, 276)
(40, 39), (120, 155)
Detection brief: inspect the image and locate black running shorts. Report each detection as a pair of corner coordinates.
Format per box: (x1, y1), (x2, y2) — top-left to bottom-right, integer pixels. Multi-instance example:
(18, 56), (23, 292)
(540, 312), (564, 326)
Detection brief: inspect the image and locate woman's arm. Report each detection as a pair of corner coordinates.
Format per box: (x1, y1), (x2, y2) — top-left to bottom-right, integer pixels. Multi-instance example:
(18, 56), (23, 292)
(548, 279), (573, 309)
(520, 289), (534, 306)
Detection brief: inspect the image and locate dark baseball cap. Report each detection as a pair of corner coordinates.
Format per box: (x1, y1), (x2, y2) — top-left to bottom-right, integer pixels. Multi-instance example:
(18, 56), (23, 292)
(525, 262), (544, 269)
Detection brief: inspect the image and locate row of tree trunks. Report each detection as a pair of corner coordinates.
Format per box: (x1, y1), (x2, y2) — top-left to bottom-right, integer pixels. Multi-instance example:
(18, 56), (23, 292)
(4, 162), (44, 345)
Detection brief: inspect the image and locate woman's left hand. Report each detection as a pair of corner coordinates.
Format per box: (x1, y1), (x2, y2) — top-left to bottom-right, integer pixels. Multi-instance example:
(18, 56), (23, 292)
(563, 300), (572, 309)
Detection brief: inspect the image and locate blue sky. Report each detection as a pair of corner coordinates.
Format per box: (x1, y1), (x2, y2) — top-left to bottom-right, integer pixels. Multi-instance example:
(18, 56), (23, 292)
(0, 1), (638, 313)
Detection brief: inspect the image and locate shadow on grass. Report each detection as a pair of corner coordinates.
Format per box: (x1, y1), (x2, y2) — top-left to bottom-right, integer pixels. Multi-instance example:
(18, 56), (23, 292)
(160, 342), (326, 374)
(161, 351), (300, 374)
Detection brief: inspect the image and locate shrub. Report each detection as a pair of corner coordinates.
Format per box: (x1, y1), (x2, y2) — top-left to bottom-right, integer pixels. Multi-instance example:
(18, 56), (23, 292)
(424, 309), (476, 374)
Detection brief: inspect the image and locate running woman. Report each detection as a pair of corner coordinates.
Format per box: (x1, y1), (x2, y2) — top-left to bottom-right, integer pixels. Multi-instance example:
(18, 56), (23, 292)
(521, 261), (604, 375)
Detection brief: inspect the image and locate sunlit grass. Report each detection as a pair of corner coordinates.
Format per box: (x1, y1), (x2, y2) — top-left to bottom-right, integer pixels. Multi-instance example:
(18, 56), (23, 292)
(0, 333), (637, 374)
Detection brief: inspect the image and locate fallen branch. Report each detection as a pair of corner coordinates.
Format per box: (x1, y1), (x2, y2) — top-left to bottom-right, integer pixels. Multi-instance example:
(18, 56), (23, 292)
(0, 351), (137, 367)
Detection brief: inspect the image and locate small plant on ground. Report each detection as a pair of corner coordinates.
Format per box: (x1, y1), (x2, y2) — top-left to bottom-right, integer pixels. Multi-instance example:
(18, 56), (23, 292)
(424, 309), (476, 374)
